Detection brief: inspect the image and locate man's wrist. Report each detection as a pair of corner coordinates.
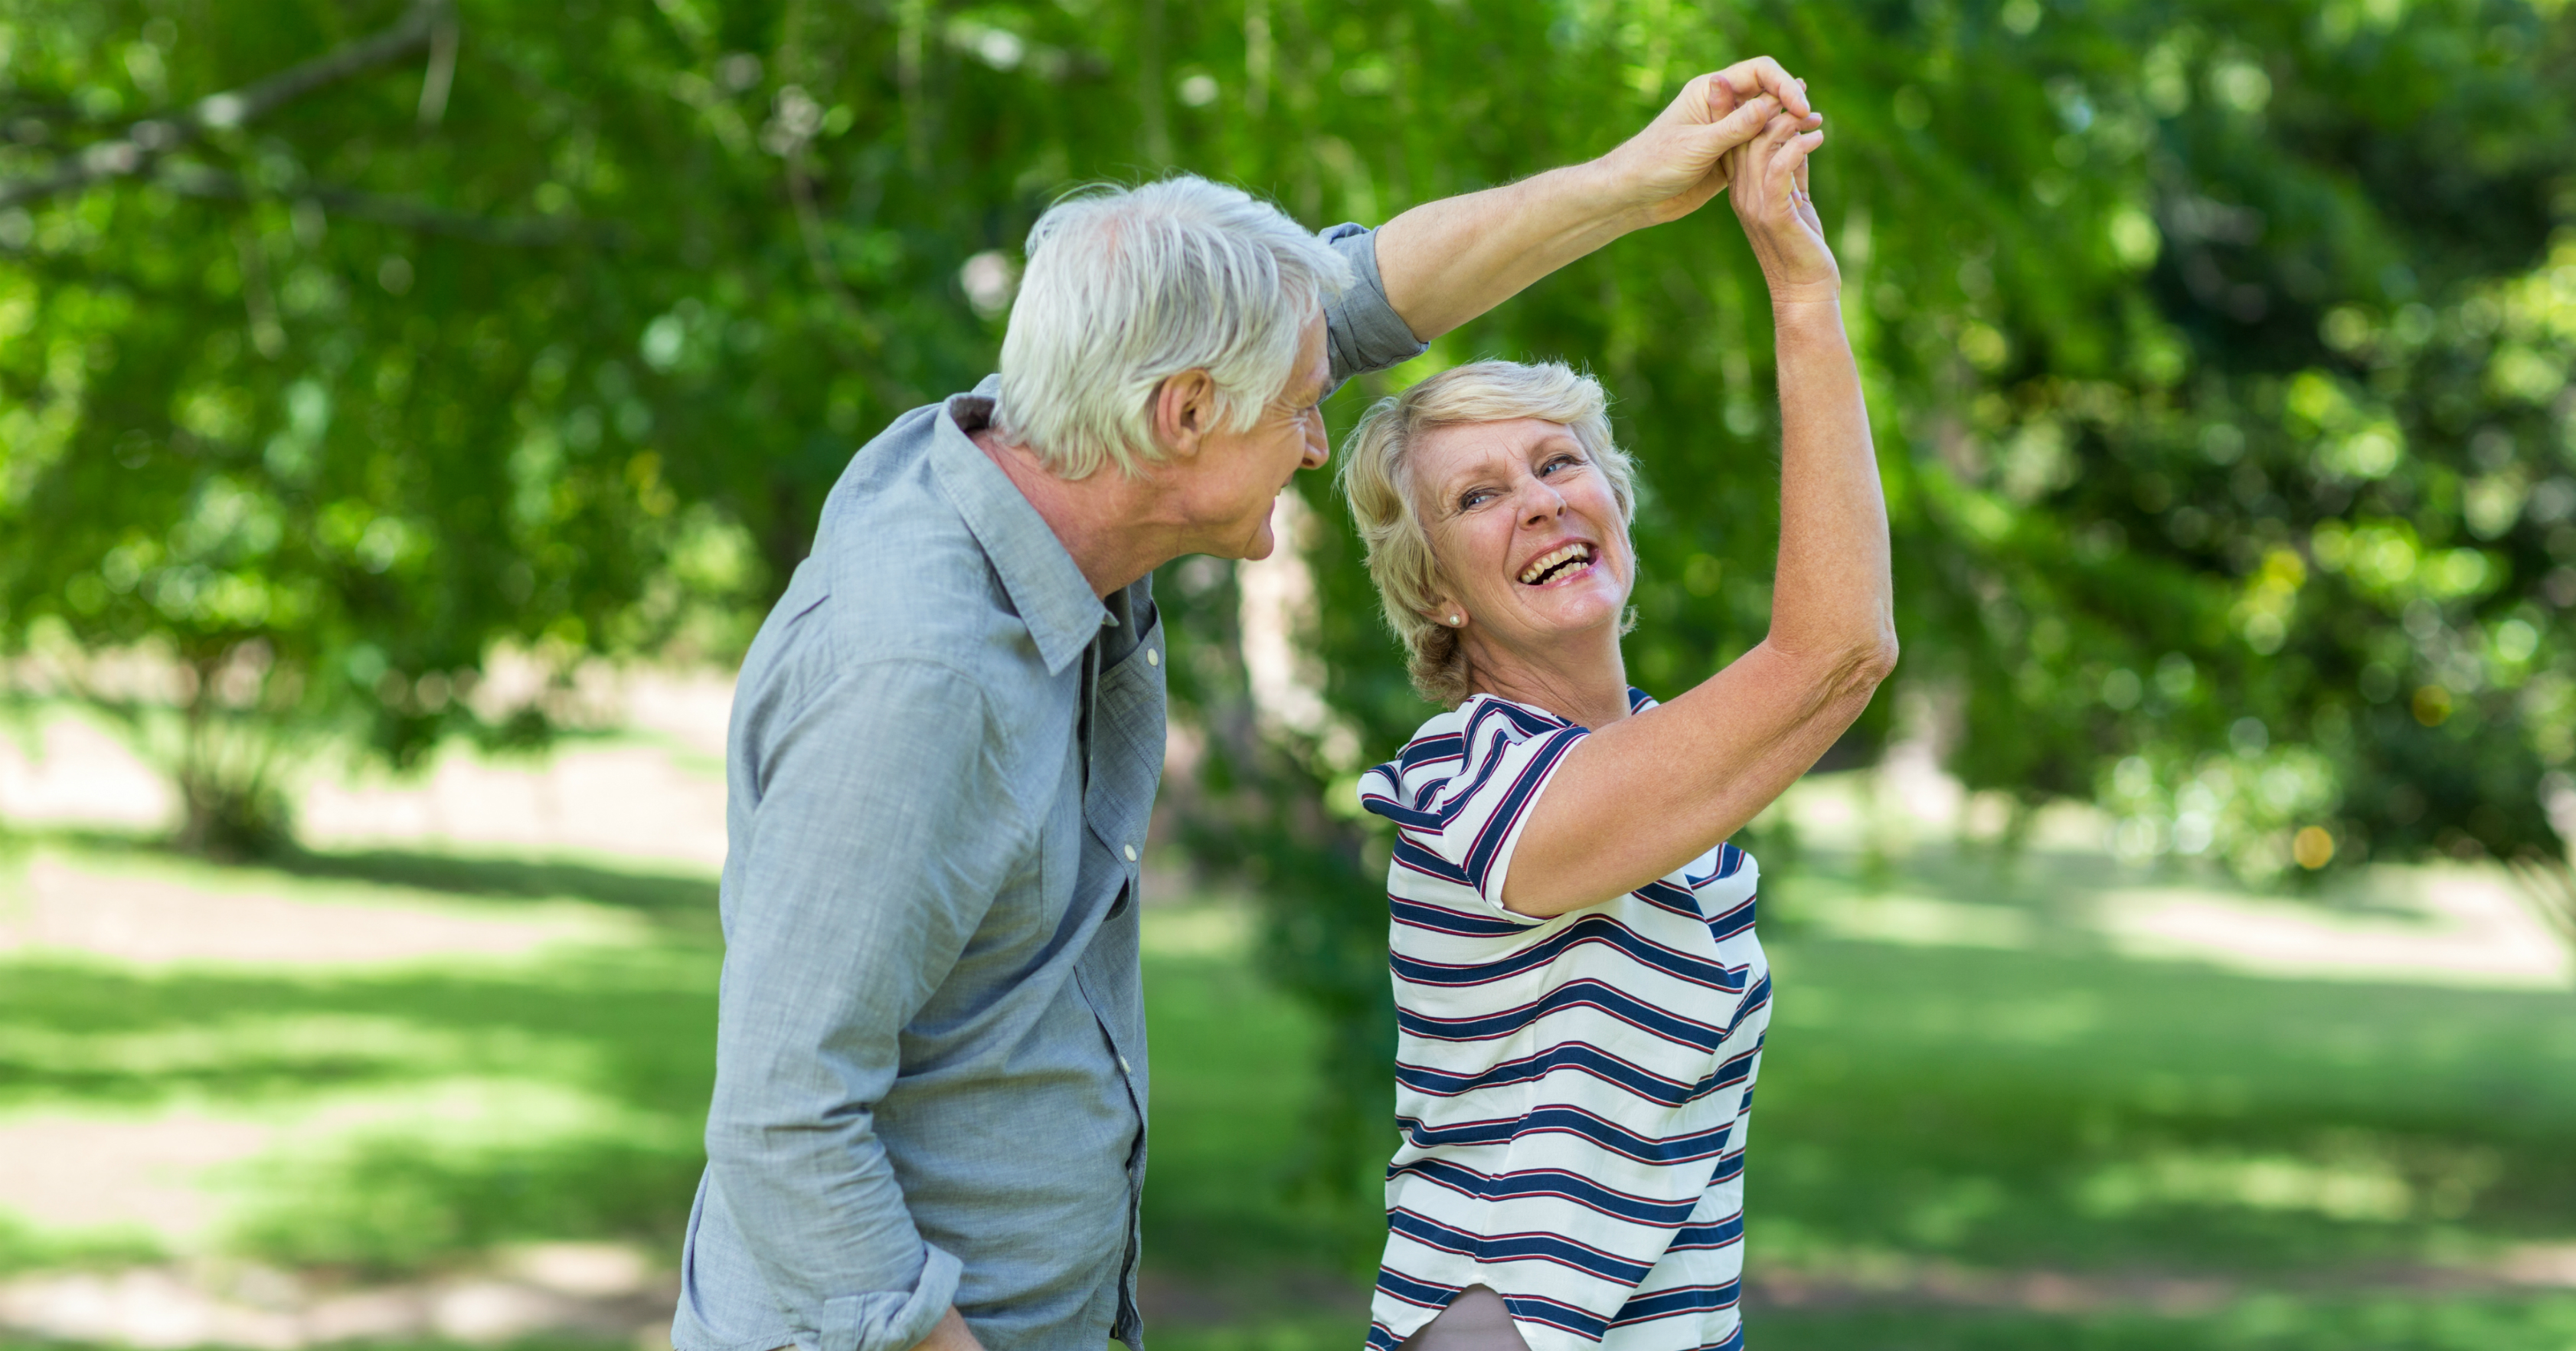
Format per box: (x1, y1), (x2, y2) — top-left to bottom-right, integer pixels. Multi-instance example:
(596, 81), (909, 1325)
(1561, 157), (1663, 239)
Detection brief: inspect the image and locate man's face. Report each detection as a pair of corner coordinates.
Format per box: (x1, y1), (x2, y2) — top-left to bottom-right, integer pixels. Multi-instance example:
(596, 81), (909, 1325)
(1173, 309), (1332, 561)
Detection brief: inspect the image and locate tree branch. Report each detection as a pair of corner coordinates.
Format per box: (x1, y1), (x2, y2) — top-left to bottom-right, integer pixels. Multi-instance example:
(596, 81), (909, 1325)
(0, 1), (446, 211)
(155, 162), (619, 248)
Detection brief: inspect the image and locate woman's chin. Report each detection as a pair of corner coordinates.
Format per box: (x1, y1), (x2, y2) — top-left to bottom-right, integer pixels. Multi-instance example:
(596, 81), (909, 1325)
(1512, 584), (1627, 636)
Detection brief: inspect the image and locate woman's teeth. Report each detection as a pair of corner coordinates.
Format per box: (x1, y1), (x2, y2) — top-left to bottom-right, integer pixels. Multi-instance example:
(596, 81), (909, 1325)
(1518, 543), (1594, 585)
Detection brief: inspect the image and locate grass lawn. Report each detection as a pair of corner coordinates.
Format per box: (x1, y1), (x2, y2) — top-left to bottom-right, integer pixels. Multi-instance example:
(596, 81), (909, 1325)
(2, 818), (2573, 1350)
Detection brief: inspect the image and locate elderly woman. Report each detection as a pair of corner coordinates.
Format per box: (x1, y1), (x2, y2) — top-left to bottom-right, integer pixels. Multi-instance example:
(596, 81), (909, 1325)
(1336, 110), (1894, 1351)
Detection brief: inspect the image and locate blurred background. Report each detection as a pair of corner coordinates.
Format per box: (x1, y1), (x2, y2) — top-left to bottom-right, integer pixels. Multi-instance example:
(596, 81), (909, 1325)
(2, 0), (2575, 1347)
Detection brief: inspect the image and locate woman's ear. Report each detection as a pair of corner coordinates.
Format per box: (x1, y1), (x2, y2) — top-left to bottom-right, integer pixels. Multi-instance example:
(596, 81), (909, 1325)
(1149, 369), (1219, 461)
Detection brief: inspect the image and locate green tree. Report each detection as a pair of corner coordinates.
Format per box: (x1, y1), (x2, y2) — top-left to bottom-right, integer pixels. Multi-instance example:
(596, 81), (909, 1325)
(0, 0), (2568, 1197)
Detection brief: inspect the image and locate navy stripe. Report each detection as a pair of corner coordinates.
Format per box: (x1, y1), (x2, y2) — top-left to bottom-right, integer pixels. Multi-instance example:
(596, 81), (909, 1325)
(1667, 1213), (1746, 1251)
(1393, 911), (1747, 991)
(1398, 732), (1464, 769)
(1398, 1040), (1695, 1104)
(1388, 1209), (1655, 1284)
(1626, 685), (1653, 714)
(1456, 727), (1584, 891)
(1492, 1298), (1603, 1340)
(1398, 1040), (1745, 1109)
(1613, 1278), (1741, 1323)
(1368, 698), (1565, 827)
(1687, 841), (1747, 887)
(1499, 1290), (1610, 1340)
(1388, 896), (1530, 938)
(1398, 977), (1728, 1052)
(1390, 1157), (1704, 1225)
(1633, 877), (1705, 919)
(1724, 974), (1772, 1039)
(1391, 837), (1475, 888)
(1475, 696), (1574, 735)
(1375, 1267), (1460, 1310)
(1400, 1104), (1736, 1165)
(1705, 892), (1757, 941)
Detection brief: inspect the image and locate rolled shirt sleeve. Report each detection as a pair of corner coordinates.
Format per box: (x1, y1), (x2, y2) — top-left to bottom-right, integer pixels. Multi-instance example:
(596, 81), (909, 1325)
(1318, 224), (1430, 388)
(703, 658), (1031, 1351)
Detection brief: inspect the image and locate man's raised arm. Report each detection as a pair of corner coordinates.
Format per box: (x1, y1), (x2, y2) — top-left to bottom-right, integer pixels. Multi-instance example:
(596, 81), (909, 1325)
(1371, 57), (1816, 340)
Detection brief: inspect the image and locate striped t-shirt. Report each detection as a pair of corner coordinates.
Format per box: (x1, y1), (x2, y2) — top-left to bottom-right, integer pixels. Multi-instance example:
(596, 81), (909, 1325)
(1358, 690), (1771, 1351)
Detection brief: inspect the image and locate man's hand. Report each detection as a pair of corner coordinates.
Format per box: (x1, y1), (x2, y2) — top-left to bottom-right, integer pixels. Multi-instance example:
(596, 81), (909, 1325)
(909, 1308), (983, 1351)
(1594, 57), (1816, 226)
(1369, 54), (1819, 340)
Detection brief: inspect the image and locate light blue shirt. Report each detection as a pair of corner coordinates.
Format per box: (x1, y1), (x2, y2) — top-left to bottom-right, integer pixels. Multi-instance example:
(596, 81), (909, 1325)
(672, 224), (1426, 1351)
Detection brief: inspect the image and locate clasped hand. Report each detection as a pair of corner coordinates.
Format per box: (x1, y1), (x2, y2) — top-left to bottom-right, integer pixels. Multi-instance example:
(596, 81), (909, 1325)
(1594, 56), (1839, 303)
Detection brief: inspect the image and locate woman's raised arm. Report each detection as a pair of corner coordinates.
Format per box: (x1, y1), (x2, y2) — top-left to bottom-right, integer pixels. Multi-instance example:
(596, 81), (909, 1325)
(1499, 109), (1898, 918)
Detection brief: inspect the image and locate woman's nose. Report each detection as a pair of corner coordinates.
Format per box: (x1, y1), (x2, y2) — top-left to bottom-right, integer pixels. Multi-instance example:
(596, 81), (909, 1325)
(1521, 483), (1564, 525)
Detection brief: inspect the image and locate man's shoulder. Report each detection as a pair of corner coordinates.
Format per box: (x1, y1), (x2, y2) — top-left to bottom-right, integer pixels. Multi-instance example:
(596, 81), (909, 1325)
(732, 387), (1062, 720)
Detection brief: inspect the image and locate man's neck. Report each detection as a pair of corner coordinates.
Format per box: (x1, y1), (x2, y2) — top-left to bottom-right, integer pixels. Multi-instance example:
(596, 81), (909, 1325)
(973, 430), (1185, 598)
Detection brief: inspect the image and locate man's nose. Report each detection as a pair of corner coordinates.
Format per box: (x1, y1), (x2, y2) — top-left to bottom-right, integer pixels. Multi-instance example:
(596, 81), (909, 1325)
(1301, 417), (1329, 469)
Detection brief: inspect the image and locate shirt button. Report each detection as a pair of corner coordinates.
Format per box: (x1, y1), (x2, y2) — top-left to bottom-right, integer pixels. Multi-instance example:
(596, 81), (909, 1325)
(1145, 648), (1159, 666)
(1118, 1055), (1133, 1074)
(1123, 844), (1139, 862)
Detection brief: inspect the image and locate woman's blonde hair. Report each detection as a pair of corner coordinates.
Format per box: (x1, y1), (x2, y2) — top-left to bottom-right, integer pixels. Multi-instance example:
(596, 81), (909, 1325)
(1336, 359), (1639, 707)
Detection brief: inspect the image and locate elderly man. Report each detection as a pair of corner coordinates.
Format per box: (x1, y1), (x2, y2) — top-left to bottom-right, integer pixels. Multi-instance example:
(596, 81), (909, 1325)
(673, 60), (1816, 1351)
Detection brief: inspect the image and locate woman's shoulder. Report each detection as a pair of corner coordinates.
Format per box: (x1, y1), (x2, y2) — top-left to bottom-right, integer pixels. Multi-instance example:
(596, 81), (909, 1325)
(1381, 694), (1575, 764)
(1358, 694), (1584, 816)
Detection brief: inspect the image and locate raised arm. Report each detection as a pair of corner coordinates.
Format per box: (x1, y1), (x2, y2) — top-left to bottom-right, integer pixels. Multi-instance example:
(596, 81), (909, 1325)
(1371, 59), (1814, 341)
(1499, 108), (1898, 918)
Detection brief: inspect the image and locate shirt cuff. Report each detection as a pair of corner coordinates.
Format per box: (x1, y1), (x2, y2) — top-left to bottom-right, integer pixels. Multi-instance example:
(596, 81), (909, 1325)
(816, 1243), (962, 1351)
(1317, 223), (1430, 389)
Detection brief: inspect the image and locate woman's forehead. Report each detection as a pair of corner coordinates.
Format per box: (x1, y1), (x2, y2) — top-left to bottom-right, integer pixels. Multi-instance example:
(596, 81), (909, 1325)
(1414, 417), (1579, 483)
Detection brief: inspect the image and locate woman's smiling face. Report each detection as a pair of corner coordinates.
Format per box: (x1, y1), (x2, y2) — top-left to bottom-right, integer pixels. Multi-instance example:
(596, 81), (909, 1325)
(1413, 417), (1633, 654)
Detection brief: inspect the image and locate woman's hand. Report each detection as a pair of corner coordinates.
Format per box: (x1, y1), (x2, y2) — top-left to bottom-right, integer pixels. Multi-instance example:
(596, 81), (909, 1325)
(1724, 109), (1838, 306)
(1594, 60), (1813, 226)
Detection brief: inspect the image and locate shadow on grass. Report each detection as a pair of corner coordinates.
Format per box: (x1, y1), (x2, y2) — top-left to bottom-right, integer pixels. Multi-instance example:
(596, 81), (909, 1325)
(5, 826), (721, 938)
(264, 846), (720, 936)
(1747, 1294), (2576, 1351)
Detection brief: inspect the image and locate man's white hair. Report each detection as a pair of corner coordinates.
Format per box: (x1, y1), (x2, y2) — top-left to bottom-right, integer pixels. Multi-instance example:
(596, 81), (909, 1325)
(994, 175), (1352, 480)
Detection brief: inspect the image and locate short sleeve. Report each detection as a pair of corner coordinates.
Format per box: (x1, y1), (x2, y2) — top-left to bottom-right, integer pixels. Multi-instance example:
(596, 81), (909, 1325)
(1364, 718), (1588, 926)
(1316, 223), (1430, 389)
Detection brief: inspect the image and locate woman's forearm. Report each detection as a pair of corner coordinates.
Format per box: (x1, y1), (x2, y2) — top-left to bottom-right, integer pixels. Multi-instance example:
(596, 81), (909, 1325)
(1764, 297), (1896, 681)
(1495, 116), (1895, 918)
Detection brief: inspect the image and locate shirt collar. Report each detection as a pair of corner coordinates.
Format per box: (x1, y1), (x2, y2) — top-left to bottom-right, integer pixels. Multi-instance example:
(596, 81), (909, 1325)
(930, 376), (1109, 676)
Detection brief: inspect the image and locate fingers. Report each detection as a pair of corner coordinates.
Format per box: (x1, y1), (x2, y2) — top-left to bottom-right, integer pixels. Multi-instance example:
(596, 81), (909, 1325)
(1696, 90), (1780, 149)
(1728, 111), (1819, 217)
(1764, 124), (1824, 211)
(1695, 70), (1740, 122)
(1712, 56), (1813, 120)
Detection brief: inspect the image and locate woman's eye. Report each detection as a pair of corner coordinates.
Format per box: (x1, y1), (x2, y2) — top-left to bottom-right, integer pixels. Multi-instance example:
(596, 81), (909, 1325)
(1541, 456), (1581, 476)
(1460, 489), (1495, 510)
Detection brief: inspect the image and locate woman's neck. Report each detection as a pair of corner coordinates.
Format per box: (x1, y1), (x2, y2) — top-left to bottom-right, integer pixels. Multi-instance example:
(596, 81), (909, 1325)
(1462, 628), (1633, 729)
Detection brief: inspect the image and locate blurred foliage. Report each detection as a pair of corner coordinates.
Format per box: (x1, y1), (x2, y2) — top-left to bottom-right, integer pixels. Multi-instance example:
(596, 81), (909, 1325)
(1, 0), (2572, 1194)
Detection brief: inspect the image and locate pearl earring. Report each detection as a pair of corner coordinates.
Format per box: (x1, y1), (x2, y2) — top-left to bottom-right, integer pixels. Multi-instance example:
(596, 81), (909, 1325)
(1448, 614), (1463, 626)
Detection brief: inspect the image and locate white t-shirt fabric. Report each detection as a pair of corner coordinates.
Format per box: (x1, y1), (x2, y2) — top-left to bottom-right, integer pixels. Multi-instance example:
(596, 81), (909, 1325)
(1358, 690), (1771, 1351)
